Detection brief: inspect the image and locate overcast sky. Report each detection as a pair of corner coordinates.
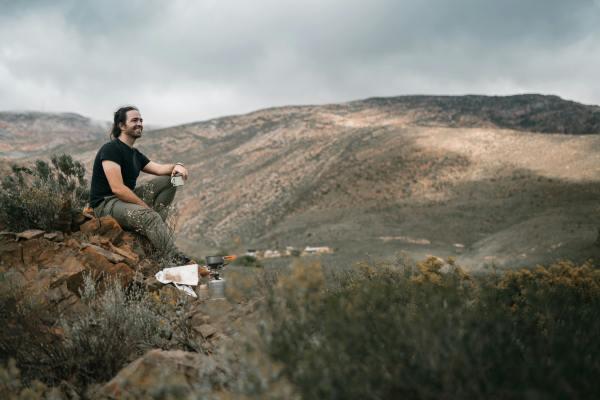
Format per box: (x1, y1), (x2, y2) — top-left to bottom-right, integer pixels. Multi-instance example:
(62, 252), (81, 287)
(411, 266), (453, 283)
(1, 0), (599, 126)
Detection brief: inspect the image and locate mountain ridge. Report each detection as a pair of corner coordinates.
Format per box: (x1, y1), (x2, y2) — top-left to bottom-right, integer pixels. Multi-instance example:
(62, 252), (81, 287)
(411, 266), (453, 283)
(0, 111), (108, 158)
(1, 93), (599, 268)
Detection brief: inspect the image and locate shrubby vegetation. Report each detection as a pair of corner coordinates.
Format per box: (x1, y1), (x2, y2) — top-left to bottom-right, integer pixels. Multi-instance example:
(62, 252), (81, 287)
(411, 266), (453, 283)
(2, 254), (598, 398)
(0, 273), (193, 394)
(259, 258), (600, 400)
(0, 154), (89, 231)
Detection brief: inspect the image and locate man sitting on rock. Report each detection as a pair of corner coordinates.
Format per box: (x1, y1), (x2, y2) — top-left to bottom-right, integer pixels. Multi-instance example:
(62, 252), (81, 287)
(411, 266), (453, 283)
(89, 105), (193, 264)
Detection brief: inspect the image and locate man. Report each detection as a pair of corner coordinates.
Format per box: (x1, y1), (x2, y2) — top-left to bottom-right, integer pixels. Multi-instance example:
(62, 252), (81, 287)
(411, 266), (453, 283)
(90, 105), (192, 264)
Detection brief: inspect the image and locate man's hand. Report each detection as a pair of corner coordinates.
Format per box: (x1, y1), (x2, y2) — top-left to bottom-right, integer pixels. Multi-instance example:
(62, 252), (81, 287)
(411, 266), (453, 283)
(171, 164), (188, 180)
(143, 161), (189, 180)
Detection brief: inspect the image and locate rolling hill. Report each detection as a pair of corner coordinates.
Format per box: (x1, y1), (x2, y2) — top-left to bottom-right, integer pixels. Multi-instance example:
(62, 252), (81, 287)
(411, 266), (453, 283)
(2, 94), (599, 269)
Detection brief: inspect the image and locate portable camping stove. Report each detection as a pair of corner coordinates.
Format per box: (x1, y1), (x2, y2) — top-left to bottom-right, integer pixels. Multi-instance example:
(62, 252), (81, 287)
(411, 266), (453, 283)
(205, 255), (236, 299)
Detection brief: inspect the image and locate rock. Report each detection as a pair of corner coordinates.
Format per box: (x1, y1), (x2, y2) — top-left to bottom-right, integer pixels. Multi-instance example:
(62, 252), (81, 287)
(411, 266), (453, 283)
(70, 211), (87, 231)
(21, 238), (56, 265)
(80, 216), (123, 243)
(16, 229), (45, 240)
(81, 243), (125, 264)
(44, 232), (64, 242)
(82, 207), (95, 219)
(45, 282), (84, 315)
(81, 246), (115, 271)
(89, 235), (110, 246)
(80, 218), (101, 234)
(23, 265), (39, 281)
(193, 323), (217, 339)
(0, 238), (23, 266)
(80, 247), (133, 286)
(109, 242), (139, 265)
(34, 256), (86, 290)
(104, 262), (134, 287)
(99, 349), (204, 398)
(2, 268), (26, 289)
(65, 238), (80, 249)
(137, 259), (157, 275)
(120, 231), (135, 243)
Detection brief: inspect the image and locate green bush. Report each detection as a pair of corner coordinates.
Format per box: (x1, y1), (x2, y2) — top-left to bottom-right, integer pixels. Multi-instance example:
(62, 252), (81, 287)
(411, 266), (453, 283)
(233, 255), (264, 268)
(0, 154), (89, 231)
(261, 258), (600, 400)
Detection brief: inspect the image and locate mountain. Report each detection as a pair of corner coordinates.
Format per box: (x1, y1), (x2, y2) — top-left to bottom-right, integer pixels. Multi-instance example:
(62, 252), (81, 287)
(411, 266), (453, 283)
(132, 94), (600, 268)
(0, 111), (109, 158)
(2, 94), (599, 268)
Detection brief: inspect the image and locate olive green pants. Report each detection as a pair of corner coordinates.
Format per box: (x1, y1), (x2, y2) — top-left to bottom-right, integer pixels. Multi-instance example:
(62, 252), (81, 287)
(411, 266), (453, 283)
(93, 176), (180, 257)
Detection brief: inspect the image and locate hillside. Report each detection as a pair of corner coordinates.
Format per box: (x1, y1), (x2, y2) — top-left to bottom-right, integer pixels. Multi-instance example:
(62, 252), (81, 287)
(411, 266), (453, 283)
(2, 94), (599, 268)
(132, 94), (600, 268)
(0, 111), (108, 158)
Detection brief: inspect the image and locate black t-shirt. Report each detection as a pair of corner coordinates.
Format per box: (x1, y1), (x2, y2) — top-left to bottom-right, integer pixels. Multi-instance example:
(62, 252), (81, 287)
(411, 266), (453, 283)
(89, 139), (150, 207)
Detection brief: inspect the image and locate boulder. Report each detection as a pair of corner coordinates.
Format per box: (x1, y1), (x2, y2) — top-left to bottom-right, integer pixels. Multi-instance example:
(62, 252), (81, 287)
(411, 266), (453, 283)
(80, 247), (134, 286)
(99, 350), (204, 398)
(80, 216), (123, 243)
(31, 256), (86, 292)
(81, 243), (125, 264)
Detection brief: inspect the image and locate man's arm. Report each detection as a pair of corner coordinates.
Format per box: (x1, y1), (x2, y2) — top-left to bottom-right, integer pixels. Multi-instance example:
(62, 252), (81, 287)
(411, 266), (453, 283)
(102, 160), (149, 208)
(143, 161), (188, 180)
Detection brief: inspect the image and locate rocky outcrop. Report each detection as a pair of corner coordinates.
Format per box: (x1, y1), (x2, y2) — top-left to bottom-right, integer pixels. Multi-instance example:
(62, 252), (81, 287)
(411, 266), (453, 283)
(0, 216), (142, 314)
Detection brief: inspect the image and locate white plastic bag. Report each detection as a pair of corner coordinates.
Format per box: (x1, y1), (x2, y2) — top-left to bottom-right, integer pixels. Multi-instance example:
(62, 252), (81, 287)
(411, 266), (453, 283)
(155, 264), (199, 297)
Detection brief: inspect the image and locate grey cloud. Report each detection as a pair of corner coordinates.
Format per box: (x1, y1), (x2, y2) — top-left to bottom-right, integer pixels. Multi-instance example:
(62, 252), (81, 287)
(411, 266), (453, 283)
(0, 0), (599, 125)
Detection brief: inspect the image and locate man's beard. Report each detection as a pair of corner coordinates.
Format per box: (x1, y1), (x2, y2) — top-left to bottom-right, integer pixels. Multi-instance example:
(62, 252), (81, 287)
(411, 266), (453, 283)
(126, 127), (143, 138)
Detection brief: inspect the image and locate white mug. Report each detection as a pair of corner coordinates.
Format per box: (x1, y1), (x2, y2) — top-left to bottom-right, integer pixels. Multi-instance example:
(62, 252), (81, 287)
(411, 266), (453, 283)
(171, 175), (184, 187)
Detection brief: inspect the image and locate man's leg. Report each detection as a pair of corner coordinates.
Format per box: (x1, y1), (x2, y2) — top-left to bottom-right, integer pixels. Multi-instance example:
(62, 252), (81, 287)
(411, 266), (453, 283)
(94, 196), (179, 258)
(134, 176), (177, 221)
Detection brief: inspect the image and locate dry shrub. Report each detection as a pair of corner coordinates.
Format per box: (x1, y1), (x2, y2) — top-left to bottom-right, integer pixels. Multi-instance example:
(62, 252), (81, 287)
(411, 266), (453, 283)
(58, 275), (169, 386)
(0, 154), (89, 231)
(260, 258), (600, 400)
(0, 272), (169, 392)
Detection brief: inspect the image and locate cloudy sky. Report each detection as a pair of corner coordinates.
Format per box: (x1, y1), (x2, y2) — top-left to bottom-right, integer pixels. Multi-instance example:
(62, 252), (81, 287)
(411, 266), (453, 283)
(1, 0), (599, 126)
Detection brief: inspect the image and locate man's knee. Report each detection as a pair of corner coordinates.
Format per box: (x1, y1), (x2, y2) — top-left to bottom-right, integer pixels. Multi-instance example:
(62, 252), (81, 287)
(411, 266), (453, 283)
(127, 208), (165, 232)
(151, 176), (175, 192)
